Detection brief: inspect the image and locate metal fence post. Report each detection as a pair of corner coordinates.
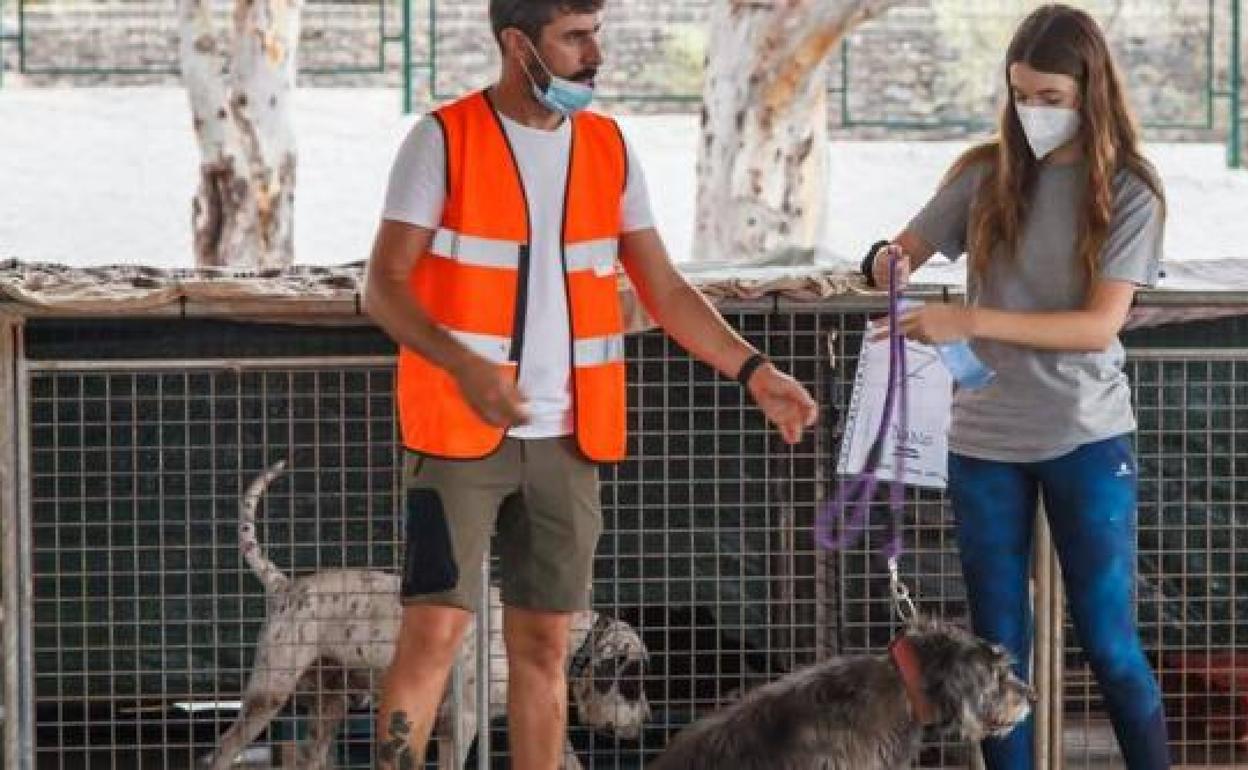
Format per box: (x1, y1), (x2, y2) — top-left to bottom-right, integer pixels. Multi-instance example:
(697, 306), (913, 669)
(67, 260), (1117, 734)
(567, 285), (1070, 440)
(448, 642), (466, 766)
(476, 555), (491, 770)
(1033, 502), (1065, 770)
(1231, 0), (1243, 168)
(1049, 532), (1066, 770)
(1, 314), (33, 770)
(14, 0), (21, 76)
(427, 0), (438, 106)
(1033, 510), (1052, 770)
(401, 0), (412, 113)
(444, 555), (487, 768)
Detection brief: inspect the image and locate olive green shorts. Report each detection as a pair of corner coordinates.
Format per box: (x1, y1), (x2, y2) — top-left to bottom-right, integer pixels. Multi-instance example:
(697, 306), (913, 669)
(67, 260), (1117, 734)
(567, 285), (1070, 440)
(400, 437), (602, 612)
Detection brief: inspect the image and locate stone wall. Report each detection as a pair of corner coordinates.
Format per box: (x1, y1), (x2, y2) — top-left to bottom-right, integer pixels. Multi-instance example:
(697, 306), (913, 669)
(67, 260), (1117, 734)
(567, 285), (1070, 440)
(0, 0), (1242, 147)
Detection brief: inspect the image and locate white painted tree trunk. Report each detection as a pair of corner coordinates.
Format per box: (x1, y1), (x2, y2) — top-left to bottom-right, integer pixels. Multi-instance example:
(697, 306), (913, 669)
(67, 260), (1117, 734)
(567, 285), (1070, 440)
(694, 0), (901, 264)
(179, 0), (301, 268)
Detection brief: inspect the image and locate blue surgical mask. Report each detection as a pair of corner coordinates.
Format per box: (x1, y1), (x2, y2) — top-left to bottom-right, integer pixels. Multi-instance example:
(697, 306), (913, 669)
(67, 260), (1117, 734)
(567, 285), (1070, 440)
(522, 37), (594, 117)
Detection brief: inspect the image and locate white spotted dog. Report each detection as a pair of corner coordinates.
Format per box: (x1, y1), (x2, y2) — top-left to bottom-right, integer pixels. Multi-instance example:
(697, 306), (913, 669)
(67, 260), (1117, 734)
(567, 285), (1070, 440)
(202, 461), (650, 770)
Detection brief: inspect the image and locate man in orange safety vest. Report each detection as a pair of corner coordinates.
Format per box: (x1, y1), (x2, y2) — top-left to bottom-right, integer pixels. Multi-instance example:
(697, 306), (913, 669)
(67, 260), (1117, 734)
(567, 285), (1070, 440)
(363, 1), (819, 766)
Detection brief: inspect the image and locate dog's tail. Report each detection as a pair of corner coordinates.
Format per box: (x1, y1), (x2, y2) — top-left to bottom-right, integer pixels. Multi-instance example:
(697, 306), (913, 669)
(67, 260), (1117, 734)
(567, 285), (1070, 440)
(239, 460), (291, 595)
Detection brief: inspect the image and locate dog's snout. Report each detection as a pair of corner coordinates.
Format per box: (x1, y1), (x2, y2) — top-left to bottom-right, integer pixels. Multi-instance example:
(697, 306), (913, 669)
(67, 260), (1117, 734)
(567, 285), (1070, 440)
(1025, 685), (1039, 704)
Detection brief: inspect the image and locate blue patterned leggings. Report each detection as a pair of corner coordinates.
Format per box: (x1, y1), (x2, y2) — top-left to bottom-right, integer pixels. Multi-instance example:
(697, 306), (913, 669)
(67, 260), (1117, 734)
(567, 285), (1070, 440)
(949, 435), (1170, 770)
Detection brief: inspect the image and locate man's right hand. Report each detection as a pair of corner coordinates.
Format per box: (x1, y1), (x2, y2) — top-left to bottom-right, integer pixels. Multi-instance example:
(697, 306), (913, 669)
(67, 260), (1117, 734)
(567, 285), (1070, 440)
(450, 354), (530, 428)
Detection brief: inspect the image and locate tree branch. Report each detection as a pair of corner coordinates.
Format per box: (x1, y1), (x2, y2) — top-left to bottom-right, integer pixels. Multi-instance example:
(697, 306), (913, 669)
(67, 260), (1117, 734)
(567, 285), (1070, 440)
(762, 0), (904, 115)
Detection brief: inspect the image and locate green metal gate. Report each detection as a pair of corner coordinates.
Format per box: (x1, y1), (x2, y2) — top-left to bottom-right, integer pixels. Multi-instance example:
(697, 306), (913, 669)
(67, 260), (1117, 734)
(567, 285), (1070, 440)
(1, 0), (398, 79)
(0, 0), (1241, 166)
(822, 0), (1243, 167)
(399, 0), (1247, 167)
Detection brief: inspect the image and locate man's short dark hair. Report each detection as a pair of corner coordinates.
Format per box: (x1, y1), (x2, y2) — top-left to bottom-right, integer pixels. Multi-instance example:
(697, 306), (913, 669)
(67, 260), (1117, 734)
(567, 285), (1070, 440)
(489, 0), (604, 44)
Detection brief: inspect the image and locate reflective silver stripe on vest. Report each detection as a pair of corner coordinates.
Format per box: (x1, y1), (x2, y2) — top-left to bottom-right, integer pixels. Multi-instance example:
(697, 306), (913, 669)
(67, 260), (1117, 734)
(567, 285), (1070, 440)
(573, 334), (625, 367)
(447, 329), (512, 364)
(564, 238), (619, 276)
(432, 228), (522, 270)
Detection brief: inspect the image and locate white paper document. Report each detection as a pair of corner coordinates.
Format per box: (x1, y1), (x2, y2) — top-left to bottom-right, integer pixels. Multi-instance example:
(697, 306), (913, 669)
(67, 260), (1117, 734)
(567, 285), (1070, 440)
(837, 334), (953, 490)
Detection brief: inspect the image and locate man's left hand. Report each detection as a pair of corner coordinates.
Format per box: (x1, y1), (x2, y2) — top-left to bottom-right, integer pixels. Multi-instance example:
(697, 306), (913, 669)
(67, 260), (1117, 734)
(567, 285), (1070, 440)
(747, 365), (818, 445)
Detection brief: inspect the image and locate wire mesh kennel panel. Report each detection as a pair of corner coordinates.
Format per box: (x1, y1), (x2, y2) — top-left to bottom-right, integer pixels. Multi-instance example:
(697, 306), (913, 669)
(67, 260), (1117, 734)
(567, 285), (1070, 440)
(819, 309), (984, 770)
(25, 358), (404, 769)
(15, 310), (1248, 769)
(474, 307), (982, 769)
(1087, 349), (1248, 769)
(15, 313), (837, 770)
(535, 308), (832, 769)
(825, 314), (1248, 770)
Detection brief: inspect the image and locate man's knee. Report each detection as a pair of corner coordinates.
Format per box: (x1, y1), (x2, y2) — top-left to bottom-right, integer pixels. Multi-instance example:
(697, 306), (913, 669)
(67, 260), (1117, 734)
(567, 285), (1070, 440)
(390, 603), (472, 671)
(505, 611), (571, 674)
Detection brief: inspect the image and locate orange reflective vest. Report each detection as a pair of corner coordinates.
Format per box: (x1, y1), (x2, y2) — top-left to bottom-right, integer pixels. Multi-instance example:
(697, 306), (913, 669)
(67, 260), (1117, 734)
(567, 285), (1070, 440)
(396, 91), (629, 462)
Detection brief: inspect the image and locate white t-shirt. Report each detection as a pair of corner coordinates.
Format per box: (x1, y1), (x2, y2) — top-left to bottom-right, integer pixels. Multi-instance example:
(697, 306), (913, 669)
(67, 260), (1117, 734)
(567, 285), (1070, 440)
(382, 111), (655, 439)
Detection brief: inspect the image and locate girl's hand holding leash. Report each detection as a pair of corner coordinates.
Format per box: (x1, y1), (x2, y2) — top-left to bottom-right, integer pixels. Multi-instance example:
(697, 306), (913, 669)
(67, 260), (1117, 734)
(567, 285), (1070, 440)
(871, 243), (912, 290)
(868, 243), (976, 347)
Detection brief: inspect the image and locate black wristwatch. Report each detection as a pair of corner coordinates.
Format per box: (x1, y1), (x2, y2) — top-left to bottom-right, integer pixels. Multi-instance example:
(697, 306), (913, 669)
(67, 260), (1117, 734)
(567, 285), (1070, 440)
(735, 352), (769, 387)
(860, 239), (891, 288)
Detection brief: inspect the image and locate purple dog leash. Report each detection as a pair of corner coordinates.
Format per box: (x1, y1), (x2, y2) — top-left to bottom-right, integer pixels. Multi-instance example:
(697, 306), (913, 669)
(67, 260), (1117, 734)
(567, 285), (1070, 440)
(816, 246), (917, 620)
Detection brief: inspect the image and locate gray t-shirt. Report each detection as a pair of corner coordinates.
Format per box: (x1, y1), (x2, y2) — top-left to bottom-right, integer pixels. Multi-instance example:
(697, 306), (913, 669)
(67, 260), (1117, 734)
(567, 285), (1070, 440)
(907, 160), (1164, 463)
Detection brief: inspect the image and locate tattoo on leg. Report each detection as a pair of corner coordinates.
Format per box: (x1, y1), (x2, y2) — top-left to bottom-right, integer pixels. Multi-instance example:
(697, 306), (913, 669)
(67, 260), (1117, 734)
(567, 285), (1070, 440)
(378, 710), (420, 770)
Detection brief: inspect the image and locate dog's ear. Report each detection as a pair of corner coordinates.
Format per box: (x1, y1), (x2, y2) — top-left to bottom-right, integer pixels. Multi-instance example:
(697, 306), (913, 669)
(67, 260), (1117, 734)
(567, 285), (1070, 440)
(918, 627), (1022, 738)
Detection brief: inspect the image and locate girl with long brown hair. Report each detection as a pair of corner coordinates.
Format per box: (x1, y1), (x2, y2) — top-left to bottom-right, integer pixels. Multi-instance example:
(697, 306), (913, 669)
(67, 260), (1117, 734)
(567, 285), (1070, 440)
(862, 5), (1169, 769)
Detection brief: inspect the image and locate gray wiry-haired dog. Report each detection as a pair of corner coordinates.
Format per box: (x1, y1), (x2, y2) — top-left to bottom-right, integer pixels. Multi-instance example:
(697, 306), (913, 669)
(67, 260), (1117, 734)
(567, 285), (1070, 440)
(203, 461), (650, 770)
(648, 617), (1034, 770)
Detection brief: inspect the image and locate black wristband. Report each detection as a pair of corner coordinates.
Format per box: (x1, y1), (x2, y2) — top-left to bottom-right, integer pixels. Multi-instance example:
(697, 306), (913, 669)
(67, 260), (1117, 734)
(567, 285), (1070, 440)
(860, 239), (891, 288)
(735, 352), (768, 387)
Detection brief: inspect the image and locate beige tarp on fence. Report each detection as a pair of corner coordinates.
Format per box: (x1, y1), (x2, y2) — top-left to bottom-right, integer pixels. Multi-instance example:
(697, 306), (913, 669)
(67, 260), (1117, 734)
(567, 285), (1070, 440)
(0, 259), (1245, 331)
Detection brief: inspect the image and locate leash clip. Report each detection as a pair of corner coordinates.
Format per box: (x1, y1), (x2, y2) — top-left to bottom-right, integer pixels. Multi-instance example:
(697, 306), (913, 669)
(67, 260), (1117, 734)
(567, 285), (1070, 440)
(888, 556), (918, 622)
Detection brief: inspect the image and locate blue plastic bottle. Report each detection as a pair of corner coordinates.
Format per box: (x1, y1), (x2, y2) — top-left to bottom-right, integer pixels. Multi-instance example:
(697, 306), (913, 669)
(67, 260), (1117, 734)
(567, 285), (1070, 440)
(935, 341), (995, 390)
